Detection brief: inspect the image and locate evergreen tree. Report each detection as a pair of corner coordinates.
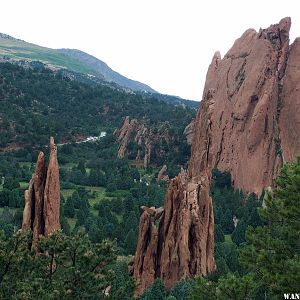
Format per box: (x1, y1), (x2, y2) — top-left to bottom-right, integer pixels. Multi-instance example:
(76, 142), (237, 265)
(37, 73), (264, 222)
(169, 278), (194, 300)
(64, 197), (75, 218)
(77, 160), (86, 175)
(140, 278), (167, 300)
(124, 229), (138, 255)
(124, 211), (138, 234)
(71, 190), (81, 209)
(240, 158), (300, 299)
(232, 219), (247, 246)
(0, 231), (117, 299)
(214, 224), (225, 243)
(221, 209), (234, 234)
(108, 261), (135, 300)
(188, 277), (216, 300)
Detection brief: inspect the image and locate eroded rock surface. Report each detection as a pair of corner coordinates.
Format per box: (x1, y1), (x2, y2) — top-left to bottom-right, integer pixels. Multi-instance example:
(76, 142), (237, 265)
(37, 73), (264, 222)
(189, 17), (298, 195)
(133, 17), (300, 295)
(157, 165), (169, 182)
(279, 37), (300, 162)
(183, 119), (195, 145)
(22, 137), (61, 239)
(114, 116), (172, 168)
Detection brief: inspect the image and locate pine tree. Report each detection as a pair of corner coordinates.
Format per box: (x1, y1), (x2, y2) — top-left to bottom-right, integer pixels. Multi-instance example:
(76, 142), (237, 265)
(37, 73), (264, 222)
(214, 224), (225, 243)
(140, 278), (167, 300)
(221, 209), (234, 234)
(64, 197), (75, 218)
(240, 158), (300, 299)
(77, 160), (86, 175)
(124, 229), (137, 255)
(232, 219), (246, 246)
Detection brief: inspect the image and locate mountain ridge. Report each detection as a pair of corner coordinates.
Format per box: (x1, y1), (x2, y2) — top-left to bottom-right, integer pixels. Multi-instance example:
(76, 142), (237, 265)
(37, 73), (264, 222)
(58, 48), (156, 93)
(0, 32), (198, 108)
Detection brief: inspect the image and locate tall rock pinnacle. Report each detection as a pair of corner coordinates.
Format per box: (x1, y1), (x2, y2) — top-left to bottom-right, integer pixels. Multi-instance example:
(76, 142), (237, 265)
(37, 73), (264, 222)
(22, 137), (61, 239)
(132, 17), (300, 296)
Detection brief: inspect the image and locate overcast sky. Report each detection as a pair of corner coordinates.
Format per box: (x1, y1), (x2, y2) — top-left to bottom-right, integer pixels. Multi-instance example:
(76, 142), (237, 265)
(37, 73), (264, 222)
(1, 0), (299, 101)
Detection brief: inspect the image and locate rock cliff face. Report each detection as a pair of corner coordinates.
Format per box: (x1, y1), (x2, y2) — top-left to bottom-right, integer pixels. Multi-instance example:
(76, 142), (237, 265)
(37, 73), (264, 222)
(132, 17), (300, 295)
(114, 116), (171, 168)
(189, 17), (300, 194)
(157, 165), (169, 182)
(183, 119), (195, 145)
(22, 137), (61, 240)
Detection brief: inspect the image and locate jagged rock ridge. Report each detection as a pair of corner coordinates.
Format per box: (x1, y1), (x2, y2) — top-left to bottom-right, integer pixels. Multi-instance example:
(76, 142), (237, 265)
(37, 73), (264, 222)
(114, 116), (172, 168)
(22, 137), (61, 240)
(132, 17), (300, 295)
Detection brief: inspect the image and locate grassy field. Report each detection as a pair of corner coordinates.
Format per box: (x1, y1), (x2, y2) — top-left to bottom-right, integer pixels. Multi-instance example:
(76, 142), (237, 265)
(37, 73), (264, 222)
(67, 217), (76, 231)
(19, 181), (29, 189)
(225, 234), (232, 242)
(0, 36), (97, 76)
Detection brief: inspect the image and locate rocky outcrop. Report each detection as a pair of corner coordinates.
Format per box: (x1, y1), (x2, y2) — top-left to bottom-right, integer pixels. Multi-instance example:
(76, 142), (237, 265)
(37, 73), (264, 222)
(133, 170), (215, 296)
(133, 206), (163, 296)
(133, 17), (300, 295)
(279, 37), (300, 162)
(183, 119), (195, 145)
(22, 137), (61, 240)
(157, 165), (169, 182)
(114, 116), (139, 159)
(189, 17), (299, 195)
(114, 116), (171, 168)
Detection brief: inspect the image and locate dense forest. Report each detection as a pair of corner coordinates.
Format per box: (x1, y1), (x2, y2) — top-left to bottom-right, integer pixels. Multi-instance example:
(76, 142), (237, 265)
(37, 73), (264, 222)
(0, 62), (195, 149)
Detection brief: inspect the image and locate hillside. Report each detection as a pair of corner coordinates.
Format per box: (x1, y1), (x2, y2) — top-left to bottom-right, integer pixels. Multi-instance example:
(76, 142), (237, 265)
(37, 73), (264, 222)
(0, 62), (194, 163)
(0, 33), (198, 108)
(0, 33), (99, 77)
(59, 48), (156, 93)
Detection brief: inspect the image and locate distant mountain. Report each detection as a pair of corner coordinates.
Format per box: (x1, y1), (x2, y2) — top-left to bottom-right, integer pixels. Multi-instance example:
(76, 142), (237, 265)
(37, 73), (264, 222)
(0, 32), (198, 108)
(0, 33), (100, 77)
(59, 49), (156, 93)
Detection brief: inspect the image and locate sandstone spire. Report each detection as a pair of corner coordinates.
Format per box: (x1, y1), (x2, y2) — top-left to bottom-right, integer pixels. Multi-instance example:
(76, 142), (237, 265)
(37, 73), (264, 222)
(132, 17), (300, 296)
(22, 137), (61, 239)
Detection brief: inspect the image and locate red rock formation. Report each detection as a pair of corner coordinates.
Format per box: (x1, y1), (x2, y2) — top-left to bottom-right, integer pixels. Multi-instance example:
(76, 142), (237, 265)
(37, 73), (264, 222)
(183, 119), (195, 145)
(114, 116), (171, 168)
(157, 165), (169, 182)
(114, 116), (139, 159)
(133, 207), (162, 296)
(22, 137), (61, 239)
(279, 37), (300, 162)
(189, 17), (296, 195)
(133, 17), (300, 295)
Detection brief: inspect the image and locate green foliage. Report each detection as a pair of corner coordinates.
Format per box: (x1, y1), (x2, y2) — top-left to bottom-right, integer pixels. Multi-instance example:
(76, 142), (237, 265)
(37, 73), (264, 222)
(139, 278), (167, 300)
(214, 224), (225, 243)
(124, 229), (138, 255)
(0, 62), (195, 151)
(0, 230), (118, 299)
(216, 273), (259, 299)
(188, 277), (216, 300)
(64, 197), (75, 218)
(232, 219), (247, 246)
(107, 260), (135, 300)
(3, 177), (20, 190)
(189, 274), (258, 300)
(169, 278), (194, 300)
(240, 158), (300, 299)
